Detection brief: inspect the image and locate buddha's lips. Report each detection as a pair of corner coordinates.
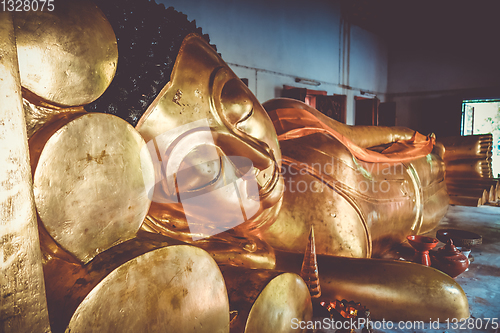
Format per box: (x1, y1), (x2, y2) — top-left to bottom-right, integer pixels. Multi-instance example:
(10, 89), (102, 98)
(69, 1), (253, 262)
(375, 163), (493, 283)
(253, 163), (274, 188)
(255, 163), (280, 198)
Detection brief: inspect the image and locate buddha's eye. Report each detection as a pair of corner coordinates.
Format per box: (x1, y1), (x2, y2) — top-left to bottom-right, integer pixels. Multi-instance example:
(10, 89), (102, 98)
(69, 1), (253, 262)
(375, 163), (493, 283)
(238, 107), (253, 123)
(176, 145), (222, 192)
(220, 78), (254, 125)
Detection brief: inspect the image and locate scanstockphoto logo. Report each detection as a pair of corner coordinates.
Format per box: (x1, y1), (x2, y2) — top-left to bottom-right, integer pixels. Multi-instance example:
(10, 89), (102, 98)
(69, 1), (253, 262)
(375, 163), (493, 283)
(140, 119), (261, 240)
(280, 158), (405, 194)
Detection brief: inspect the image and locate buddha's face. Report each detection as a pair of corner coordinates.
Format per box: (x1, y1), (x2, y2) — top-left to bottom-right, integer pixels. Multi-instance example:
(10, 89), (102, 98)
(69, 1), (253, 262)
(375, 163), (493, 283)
(136, 34), (283, 241)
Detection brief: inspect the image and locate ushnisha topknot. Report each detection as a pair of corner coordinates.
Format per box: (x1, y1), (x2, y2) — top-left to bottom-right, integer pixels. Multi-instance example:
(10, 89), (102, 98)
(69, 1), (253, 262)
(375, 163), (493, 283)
(87, 0), (216, 125)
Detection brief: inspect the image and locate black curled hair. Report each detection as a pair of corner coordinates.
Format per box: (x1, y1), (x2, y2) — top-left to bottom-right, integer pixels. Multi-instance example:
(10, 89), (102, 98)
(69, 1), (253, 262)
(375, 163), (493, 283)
(87, 0), (216, 126)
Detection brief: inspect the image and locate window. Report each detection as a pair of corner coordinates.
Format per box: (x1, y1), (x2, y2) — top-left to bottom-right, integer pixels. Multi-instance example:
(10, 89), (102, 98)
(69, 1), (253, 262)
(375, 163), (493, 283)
(461, 99), (500, 177)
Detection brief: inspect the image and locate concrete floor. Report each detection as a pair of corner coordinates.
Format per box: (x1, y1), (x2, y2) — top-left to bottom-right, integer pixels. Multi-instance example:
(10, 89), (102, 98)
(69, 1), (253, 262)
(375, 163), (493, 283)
(313, 205), (500, 333)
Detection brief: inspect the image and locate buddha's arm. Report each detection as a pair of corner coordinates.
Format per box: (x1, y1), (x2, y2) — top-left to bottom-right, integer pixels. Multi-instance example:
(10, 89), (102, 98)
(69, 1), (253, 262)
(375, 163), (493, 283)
(263, 98), (416, 148)
(340, 125), (416, 148)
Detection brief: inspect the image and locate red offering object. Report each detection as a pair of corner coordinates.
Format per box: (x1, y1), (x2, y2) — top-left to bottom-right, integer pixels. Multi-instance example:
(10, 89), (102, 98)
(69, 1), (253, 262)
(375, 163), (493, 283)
(407, 235), (439, 266)
(432, 239), (470, 278)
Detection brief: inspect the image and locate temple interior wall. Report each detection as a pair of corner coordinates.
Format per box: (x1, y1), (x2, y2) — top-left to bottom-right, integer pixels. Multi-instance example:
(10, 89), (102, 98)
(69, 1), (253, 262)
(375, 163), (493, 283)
(387, 40), (500, 138)
(158, 0), (388, 125)
(157, 0), (498, 133)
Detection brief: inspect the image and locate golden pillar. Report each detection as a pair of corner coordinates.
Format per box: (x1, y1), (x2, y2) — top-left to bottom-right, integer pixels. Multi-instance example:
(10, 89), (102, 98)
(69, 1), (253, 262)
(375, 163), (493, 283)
(0, 12), (51, 333)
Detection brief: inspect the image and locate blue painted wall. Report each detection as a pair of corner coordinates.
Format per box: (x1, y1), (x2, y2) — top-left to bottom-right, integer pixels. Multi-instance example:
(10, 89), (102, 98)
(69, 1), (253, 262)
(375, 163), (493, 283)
(158, 0), (389, 125)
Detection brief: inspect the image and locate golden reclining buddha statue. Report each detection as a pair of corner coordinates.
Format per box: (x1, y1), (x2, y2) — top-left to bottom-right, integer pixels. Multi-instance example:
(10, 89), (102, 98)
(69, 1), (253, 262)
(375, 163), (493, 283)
(1, 1), (468, 332)
(261, 97), (450, 257)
